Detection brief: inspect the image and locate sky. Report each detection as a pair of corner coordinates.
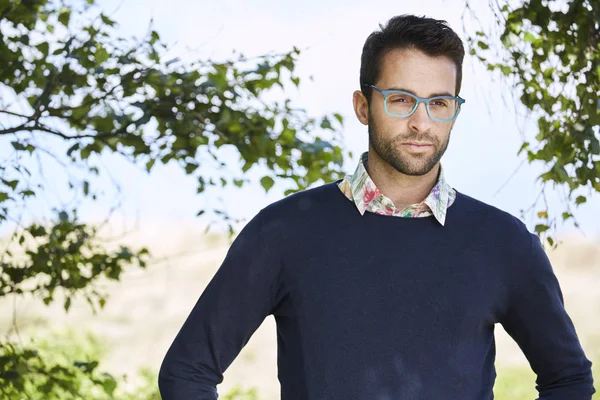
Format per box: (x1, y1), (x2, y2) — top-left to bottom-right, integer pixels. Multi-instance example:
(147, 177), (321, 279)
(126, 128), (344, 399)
(1, 0), (599, 240)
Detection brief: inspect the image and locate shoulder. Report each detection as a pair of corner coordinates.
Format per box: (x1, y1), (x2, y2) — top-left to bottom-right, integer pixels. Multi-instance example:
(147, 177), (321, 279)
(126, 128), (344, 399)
(261, 181), (337, 216)
(455, 191), (543, 280)
(255, 180), (339, 234)
(455, 190), (533, 242)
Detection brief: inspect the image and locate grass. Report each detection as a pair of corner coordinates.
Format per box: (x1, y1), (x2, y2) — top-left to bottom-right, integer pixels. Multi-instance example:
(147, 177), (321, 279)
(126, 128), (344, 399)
(494, 361), (599, 399)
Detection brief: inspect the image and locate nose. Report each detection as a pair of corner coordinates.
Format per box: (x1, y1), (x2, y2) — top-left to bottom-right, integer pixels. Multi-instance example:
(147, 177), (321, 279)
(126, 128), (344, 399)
(407, 101), (433, 133)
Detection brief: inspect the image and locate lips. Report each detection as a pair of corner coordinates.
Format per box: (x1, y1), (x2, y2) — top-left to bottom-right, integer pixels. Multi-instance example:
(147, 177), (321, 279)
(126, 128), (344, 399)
(402, 143), (433, 152)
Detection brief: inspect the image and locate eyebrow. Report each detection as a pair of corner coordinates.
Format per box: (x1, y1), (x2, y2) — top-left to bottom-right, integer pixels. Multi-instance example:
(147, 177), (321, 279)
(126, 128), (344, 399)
(384, 86), (455, 98)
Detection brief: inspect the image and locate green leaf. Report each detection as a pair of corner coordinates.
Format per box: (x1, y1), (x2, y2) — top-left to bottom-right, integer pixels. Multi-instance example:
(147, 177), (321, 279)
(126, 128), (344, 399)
(145, 158), (155, 172)
(502, 32), (519, 47)
(320, 117), (332, 130)
(102, 378), (117, 395)
(58, 211), (69, 222)
(517, 142), (529, 155)
(523, 32), (536, 43)
(477, 41), (489, 50)
(534, 224), (550, 234)
(11, 141), (27, 151)
(333, 113), (344, 125)
(95, 46), (109, 65)
(150, 30), (160, 45)
(2, 179), (18, 190)
(242, 161), (253, 173)
(58, 7), (71, 27)
(184, 162), (199, 174)
(260, 176), (275, 192)
(575, 195), (586, 205)
(554, 165), (569, 182)
(66, 143), (80, 157)
(36, 42), (49, 57)
(100, 13), (115, 27)
(500, 65), (512, 76)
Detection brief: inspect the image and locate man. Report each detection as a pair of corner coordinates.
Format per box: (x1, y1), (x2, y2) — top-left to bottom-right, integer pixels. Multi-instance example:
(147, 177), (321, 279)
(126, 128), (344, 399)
(158, 15), (595, 399)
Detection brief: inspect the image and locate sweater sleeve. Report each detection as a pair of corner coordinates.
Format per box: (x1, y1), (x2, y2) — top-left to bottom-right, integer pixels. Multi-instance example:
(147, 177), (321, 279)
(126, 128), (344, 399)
(158, 210), (281, 400)
(499, 232), (595, 400)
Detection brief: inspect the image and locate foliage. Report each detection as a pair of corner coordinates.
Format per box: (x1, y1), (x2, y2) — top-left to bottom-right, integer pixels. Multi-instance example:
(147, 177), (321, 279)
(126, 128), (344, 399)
(0, 329), (262, 399)
(0, 209), (149, 312)
(493, 364), (538, 399)
(0, 332), (119, 400)
(221, 385), (261, 400)
(0, 0), (345, 230)
(493, 361), (599, 399)
(0, 0), (346, 398)
(465, 0), (599, 247)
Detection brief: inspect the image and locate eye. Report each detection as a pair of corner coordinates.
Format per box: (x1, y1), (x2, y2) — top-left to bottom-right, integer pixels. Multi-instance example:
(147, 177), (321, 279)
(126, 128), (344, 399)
(388, 94), (414, 103)
(430, 99), (449, 107)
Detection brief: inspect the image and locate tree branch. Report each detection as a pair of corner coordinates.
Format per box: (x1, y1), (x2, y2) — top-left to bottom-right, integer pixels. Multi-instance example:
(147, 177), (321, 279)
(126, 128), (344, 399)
(0, 110), (30, 119)
(0, 121), (133, 141)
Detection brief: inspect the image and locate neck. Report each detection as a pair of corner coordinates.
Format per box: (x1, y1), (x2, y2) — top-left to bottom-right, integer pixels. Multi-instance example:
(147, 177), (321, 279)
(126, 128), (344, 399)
(366, 149), (440, 210)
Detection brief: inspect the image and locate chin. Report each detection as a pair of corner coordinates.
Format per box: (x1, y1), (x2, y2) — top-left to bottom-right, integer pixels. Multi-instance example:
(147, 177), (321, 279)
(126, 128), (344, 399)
(391, 157), (438, 176)
(400, 167), (434, 177)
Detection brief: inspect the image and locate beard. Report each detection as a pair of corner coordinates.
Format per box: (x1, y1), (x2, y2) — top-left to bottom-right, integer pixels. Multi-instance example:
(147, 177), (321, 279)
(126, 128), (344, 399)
(368, 112), (451, 177)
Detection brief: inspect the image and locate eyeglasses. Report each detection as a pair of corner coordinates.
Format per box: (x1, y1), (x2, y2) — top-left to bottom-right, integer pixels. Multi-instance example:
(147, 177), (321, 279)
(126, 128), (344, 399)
(362, 84), (466, 122)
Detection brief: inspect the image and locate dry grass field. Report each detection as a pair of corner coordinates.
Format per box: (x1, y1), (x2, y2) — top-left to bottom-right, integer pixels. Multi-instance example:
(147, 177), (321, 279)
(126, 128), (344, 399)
(1, 215), (599, 399)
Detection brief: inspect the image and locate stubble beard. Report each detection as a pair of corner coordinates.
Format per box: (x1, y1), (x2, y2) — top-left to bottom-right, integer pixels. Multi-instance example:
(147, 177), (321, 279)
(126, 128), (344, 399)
(368, 112), (451, 177)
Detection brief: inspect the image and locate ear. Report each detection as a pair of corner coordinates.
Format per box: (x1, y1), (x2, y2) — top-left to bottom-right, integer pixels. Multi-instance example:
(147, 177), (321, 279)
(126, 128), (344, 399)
(352, 90), (369, 126)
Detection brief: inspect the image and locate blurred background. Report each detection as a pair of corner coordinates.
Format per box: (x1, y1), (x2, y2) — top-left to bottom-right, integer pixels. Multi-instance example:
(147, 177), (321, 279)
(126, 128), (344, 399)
(0, 0), (598, 399)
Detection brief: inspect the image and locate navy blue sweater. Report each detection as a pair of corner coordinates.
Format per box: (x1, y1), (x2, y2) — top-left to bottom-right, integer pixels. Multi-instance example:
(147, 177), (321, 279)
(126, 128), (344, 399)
(158, 180), (595, 399)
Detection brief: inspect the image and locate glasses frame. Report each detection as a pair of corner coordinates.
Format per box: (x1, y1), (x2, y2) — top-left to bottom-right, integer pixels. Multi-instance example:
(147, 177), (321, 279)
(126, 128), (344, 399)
(363, 83), (466, 122)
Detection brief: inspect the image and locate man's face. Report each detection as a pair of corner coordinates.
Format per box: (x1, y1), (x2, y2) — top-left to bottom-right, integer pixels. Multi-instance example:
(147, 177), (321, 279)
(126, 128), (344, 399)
(364, 48), (459, 176)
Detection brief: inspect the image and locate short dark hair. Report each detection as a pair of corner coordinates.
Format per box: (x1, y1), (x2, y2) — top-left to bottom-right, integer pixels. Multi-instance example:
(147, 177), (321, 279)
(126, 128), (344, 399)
(360, 14), (465, 103)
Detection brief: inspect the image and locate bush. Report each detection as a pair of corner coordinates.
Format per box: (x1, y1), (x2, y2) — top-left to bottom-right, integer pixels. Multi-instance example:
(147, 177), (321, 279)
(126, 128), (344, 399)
(0, 328), (263, 399)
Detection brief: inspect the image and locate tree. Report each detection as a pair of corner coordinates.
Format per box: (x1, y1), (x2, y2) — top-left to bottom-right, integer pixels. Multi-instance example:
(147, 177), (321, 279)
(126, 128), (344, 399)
(464, 0), (599, 247)
(0, 0), (346, 397)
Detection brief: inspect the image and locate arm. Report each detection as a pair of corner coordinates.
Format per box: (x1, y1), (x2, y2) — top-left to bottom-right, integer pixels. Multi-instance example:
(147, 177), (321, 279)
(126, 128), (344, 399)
(158, 211), (282, 399)
(499, 232), (595, 399)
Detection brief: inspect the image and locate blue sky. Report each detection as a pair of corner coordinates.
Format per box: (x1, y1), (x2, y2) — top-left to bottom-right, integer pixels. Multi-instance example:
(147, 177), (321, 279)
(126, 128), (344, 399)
(2, 0), (598, 239)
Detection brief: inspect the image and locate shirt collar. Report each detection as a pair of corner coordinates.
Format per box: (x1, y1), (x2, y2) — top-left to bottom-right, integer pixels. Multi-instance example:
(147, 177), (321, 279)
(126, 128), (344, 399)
(345, 151), (453, 226)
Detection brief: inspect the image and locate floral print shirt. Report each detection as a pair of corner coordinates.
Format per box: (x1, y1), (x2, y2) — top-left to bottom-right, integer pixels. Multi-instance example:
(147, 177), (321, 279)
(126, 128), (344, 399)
(338, 151), (456, 226)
